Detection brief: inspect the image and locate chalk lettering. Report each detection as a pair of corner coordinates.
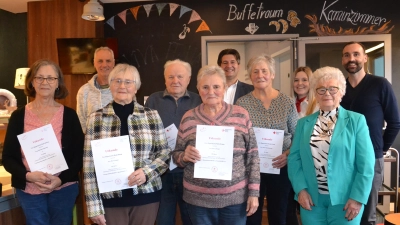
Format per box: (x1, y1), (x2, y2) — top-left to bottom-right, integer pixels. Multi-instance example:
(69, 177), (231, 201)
(227, 3), (283, 21)
(320, 0), (387, 26)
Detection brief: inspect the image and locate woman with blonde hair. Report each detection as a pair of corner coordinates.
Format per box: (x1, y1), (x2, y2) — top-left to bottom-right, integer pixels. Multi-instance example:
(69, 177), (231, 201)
(293, 66), (318, 118)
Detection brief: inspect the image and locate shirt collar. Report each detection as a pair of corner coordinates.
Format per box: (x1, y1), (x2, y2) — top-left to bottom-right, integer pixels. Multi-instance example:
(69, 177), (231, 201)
(162, 89), (190, 99)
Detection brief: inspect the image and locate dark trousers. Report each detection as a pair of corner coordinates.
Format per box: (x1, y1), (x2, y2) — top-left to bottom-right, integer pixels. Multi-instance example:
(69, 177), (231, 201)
(246, 166), (297, 225)
(156, 172), (192, 225)
(361, 158), (384, 225)
(104, 202), (159, 225)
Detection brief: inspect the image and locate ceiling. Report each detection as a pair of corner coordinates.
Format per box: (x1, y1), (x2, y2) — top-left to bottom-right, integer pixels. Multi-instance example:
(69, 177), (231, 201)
(0, 0), (145, 14)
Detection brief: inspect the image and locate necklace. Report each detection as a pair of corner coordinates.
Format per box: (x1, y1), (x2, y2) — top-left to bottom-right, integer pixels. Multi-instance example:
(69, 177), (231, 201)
(317, 108), (339, 138)
(32, 102), (56, 125)
(318, 116), (336, 137)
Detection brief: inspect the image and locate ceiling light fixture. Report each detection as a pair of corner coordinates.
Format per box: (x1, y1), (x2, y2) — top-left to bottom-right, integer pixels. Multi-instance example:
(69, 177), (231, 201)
(365, 43), (384, 53)
(82, 0), (105, 21)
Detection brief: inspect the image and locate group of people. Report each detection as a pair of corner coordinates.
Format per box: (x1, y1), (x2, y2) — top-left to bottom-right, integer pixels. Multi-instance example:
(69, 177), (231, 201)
(2, 42), (400, 225)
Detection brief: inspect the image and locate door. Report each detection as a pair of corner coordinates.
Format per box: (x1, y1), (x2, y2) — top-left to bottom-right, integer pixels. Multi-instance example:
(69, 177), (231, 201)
(202, 34), (299, 95)
(297, 34), (392, 82)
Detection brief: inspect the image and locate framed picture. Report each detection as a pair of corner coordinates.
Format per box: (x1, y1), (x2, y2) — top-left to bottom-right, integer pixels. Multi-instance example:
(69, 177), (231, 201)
(56, 38), (117, 75)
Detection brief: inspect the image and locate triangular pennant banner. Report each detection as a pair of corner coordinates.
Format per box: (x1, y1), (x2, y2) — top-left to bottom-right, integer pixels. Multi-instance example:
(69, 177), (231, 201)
(143, 4), (153, 17)
(169, 3), (179, 16)
(188, 10), (201, 24)
(130, 6), (140, 20)
(196, 20), (212, 33)
(156, 3), (167, 16)
(106, 16), (115, 30)
(117, 10), (127, 24)
(179, 5), (192, 18)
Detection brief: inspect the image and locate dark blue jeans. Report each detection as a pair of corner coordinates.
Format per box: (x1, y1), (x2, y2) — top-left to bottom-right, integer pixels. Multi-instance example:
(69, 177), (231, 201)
(16, 183), (79, 225)
(246, 166), (296, 225)
(156, 172), (192, 225)
(187, 202), (247, 225)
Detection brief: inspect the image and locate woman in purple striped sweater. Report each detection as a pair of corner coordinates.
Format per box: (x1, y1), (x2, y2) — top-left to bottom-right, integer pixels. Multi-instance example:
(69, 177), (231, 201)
(172, 65), (260, 225)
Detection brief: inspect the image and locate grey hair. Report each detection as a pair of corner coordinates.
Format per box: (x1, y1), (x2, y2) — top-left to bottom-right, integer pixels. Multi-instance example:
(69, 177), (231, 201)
(247, 54), (276, 76)
(311, 66), (346, 96)
(94, 46), (115, 60)
(108, 63), (142, 90)
(196, 65), (227, 89)
(164, 59), (192, 77)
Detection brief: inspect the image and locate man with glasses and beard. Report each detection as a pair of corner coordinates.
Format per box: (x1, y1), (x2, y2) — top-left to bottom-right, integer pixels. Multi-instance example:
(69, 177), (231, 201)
(340, 41), (400, 225)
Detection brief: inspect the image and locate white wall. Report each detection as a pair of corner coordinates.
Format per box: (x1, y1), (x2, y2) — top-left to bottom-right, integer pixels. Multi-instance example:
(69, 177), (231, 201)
(206, 40), (293, 94)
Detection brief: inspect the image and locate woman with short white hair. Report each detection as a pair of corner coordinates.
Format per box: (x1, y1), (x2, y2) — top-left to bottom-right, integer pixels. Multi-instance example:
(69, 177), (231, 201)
(172, 65), (260, 225)
(83, 63), (171, 225)
(288, 66), (375, 224)
(237, 54), (298, 225)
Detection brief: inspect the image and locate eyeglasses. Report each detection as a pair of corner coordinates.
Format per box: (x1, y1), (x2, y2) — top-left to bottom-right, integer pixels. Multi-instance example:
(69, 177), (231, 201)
(316, 86), (340, 95)
(111, 79), (136, 87)
(34, 77), (58, 84)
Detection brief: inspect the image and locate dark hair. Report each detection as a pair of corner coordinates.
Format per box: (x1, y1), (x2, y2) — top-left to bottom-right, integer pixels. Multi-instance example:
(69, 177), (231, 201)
(25, 59), (69, 99)
(217, 49), (241, 65)
(342, 41), (366, 53)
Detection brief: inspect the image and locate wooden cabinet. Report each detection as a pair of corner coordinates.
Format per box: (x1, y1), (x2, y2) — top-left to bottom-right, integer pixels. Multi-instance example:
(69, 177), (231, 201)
(0, 195), (26, 225)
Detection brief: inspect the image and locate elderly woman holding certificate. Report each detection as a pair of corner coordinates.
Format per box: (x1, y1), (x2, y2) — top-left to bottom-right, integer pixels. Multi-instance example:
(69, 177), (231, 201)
(288, 67), (375, 224)
(172, 65), (260, 225)
(2, 59), (84, 225)
(236, 54), (298, 225)
(83, 64), (171, 225)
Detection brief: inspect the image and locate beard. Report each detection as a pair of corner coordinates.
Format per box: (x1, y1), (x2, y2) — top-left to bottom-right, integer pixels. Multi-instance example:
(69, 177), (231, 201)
(344, 61), (363, 74)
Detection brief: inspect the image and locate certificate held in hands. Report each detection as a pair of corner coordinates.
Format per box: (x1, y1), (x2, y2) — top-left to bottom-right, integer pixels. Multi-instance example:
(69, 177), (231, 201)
(91, 135), (136, 194)
(165, 124), (178, 171)
(17, 124), (68, 175)
(194, 125), (234, 180)
(253, 127), (284, 174)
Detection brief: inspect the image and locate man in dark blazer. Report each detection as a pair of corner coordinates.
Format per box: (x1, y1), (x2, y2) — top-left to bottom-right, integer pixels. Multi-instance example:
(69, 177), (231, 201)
(218, 49), (254, 104)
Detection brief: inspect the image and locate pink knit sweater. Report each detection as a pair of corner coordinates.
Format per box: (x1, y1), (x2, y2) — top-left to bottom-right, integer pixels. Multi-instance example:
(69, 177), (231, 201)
(172, 102), (260, 208)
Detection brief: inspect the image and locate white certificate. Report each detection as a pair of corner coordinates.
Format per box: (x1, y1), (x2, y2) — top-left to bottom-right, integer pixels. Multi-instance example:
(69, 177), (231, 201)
(165, 124), (178, 171)
(91, 135), (137, 193)
(253, 127), (284, 174)
(17, 124), (68, 175)
(194, 125), (234, 180)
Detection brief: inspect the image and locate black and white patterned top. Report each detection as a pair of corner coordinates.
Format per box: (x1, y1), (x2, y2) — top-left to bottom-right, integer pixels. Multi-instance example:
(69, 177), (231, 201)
(310, 107), (339, 194)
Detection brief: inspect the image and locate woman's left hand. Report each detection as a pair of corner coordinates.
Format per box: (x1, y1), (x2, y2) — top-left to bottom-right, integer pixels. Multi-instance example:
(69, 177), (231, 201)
(272, 151), (288, 168)
(246, 196), (259, 216)
(128, 168), (146, 186)
(344, 199), (362, 221)
(34, 174), (61, 192)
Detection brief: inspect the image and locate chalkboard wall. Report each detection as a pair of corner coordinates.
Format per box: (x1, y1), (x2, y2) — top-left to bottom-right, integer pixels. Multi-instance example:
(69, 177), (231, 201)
(104, 0), (400, 149)
(104, 0), (399, 100)
(0, 10), (27, 107)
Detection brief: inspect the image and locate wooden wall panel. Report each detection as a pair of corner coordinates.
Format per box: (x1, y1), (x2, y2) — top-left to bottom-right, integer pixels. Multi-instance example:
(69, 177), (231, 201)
(60, 74), (93, 110)
(27, 0), (102, 110)
(0, 206), (26, 225)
